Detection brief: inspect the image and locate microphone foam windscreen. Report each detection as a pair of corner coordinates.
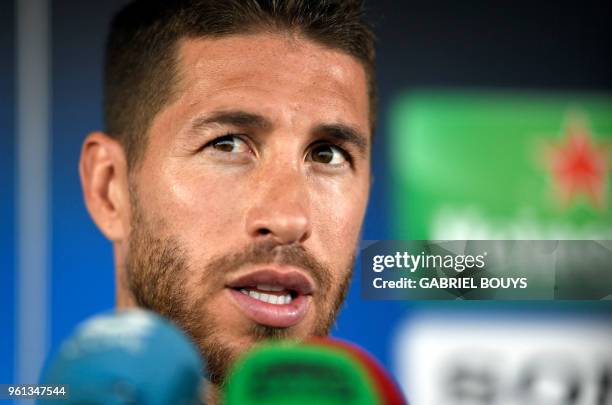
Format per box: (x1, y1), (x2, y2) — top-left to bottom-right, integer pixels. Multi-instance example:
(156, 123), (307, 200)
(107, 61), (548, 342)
(305, 337), (407, 405)
(41, 309), (205, 404)
(224, 337), (406, 405)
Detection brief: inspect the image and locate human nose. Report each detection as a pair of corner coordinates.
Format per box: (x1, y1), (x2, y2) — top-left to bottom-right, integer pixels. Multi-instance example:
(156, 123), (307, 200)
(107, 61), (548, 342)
(244, 166), (312, 246)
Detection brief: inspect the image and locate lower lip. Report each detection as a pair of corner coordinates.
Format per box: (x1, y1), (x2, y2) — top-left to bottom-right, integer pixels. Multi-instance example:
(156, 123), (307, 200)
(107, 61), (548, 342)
(228, 288), (310, 328)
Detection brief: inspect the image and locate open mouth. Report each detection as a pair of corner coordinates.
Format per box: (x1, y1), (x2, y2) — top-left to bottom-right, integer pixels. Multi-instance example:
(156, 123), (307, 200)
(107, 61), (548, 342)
(226, 269), (314, 328)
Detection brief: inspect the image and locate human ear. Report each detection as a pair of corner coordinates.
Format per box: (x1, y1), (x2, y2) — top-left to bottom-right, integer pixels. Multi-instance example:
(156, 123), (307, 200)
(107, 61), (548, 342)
(79, 131), (131, 241)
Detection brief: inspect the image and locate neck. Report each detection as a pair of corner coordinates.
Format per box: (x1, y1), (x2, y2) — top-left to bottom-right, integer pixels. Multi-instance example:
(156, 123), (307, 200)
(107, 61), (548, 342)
(114, 243), (138, 308)
(205, 381), (221, 405)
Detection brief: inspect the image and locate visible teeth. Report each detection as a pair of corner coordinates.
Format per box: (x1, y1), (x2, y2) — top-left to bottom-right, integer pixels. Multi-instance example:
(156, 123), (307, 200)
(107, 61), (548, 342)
(242, 289), (292, 305)
(256, 284), (285, 292)
(248, 290), (260, 300)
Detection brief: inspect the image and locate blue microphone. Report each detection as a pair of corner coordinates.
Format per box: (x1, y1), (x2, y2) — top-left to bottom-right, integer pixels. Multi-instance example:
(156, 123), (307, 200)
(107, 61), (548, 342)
(41, 309), (205, 404)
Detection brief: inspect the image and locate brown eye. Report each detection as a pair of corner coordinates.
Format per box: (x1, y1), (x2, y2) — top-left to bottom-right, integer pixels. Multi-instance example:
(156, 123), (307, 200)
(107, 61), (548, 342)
(309, 144), (348, 165)
(210, 135), (250, 153)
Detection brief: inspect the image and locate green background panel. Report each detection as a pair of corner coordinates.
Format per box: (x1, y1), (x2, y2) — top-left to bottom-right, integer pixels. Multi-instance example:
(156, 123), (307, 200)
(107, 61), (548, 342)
(390, 90), (612, 239)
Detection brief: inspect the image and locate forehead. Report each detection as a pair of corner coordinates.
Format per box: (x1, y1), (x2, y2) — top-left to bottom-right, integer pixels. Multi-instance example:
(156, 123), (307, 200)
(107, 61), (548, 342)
(172, 32), (370, 132)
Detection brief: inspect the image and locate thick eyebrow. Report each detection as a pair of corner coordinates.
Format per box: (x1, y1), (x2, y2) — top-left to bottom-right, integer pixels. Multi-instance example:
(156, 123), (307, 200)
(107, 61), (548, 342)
(189, 110), (368, 154)
(313, 123), (369, 155)
(190, 110), (272, 132)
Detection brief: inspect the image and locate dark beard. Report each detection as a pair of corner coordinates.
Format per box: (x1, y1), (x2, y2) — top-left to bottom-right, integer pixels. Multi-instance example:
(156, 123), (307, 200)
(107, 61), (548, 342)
(123, 190), (353, 386)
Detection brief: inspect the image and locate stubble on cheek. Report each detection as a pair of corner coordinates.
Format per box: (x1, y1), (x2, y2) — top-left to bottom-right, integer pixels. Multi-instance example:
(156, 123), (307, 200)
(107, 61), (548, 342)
(123, 190), (356, 385)
(123, 196), (231, 383)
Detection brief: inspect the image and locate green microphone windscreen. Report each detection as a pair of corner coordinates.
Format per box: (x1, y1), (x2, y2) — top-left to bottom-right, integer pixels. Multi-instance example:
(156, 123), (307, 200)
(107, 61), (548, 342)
(224, 342), (379, 405)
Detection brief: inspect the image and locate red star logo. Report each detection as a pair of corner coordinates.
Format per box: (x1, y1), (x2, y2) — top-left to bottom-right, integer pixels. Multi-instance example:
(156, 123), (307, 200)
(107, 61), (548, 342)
(546, 112), (609, 210)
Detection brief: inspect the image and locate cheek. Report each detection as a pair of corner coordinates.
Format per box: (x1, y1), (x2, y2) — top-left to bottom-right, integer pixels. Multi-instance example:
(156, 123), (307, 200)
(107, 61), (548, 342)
(136, 161), (256, 280)
(138, 161), (251, 252)
(310, 177), (369, 265)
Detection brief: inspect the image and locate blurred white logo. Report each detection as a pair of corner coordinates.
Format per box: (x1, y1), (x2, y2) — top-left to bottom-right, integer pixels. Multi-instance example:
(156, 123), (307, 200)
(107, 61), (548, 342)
(394, 311), (612, 405)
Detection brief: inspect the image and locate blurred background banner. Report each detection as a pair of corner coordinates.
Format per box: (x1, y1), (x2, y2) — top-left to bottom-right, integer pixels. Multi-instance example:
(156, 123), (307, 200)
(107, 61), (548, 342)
(394, 309), (612, 405)
(390, 90), (612, 240)
(2, 0), (611, 403)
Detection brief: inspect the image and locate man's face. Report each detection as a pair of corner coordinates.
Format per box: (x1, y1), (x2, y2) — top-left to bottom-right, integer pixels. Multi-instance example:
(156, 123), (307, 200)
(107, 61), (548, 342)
(123, 33), (371, 383)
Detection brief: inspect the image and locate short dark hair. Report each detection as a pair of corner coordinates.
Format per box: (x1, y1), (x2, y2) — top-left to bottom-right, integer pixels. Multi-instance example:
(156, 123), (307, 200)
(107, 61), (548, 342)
(104, 0), (376, 169)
